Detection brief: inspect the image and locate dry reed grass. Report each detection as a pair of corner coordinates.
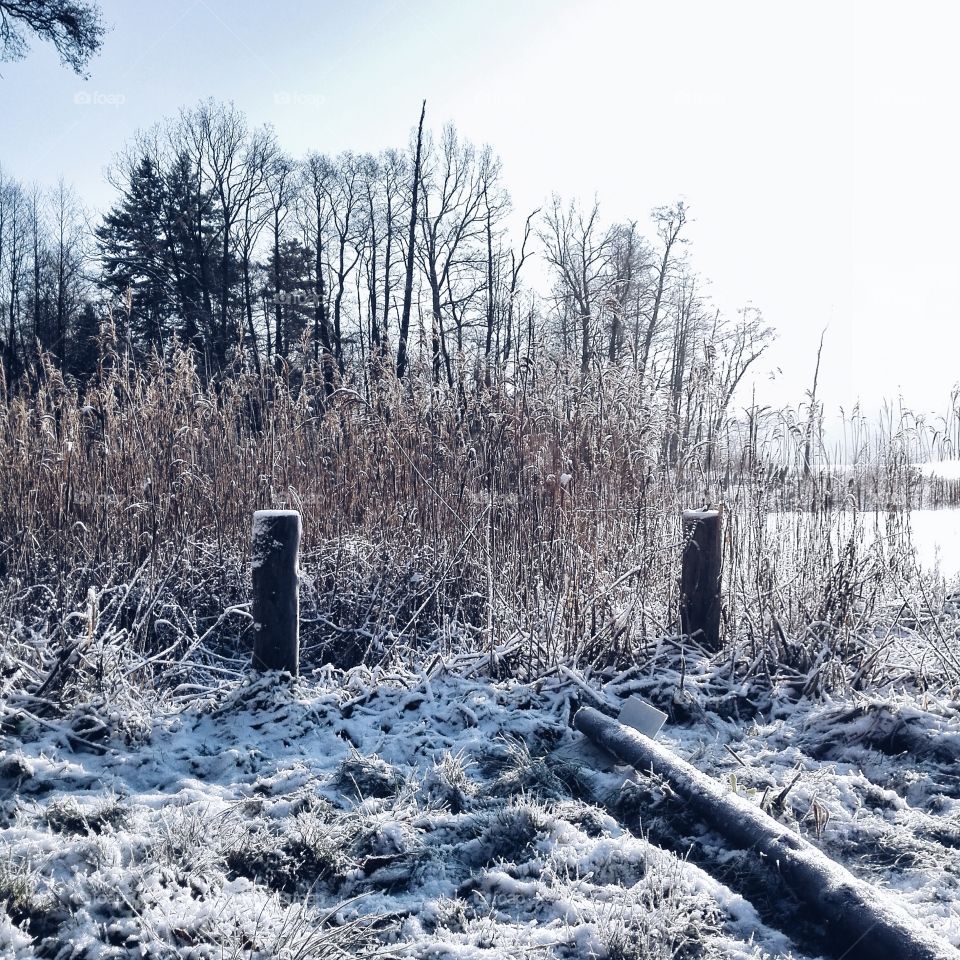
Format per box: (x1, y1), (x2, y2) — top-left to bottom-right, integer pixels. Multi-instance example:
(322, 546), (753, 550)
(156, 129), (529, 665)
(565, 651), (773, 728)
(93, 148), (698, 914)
(0, 340), (956, 707)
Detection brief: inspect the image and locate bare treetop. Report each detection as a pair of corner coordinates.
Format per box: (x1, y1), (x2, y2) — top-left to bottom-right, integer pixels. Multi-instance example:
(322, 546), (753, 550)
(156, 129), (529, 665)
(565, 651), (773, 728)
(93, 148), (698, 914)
(0, 0), (105, 75)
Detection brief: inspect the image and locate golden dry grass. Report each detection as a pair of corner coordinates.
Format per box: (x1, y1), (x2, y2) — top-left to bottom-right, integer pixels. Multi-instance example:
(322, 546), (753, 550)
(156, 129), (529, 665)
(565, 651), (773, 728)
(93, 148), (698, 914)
(0, 342), (952, 697)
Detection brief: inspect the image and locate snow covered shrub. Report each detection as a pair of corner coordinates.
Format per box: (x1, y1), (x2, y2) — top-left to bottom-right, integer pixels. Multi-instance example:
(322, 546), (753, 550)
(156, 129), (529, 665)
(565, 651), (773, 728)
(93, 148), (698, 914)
(483, 735), (585, 801)
(282, 810), (355, 891)
(334, 751), (404, 800)
(44, 794), (129, 835)
(421, 750), (476, 813)
(298, 537), (488, 669)
(593, 890), (719, 960)
(427, 895), (471, 935)
(0, 914), (32, 960)
(0, 851), (52, 934)
(549, 799), (613, 839)
(224, 805), (354, 896)
(153, 803), (235, 884)
(475, 800), (550, 867)
(223, 826), (300, 894)
(194, 896), (377, 960)
(0, 754), (34, 786)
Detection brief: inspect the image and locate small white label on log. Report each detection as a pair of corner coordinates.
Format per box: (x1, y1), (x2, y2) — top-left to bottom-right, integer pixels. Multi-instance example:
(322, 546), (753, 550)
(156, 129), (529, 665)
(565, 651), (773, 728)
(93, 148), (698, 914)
(619, 696), (667, 739)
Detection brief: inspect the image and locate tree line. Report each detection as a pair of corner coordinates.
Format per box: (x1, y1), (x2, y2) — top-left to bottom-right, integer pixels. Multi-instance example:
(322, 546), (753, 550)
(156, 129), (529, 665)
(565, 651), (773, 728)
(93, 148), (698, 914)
(0, 98), (773, 458)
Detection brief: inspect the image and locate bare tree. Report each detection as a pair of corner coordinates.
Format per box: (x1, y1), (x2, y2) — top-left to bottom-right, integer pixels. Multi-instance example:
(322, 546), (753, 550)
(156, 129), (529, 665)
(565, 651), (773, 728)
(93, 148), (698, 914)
(2, 178), (28, 376)
(540, 196), (612, 373)
(48, 178), (87, 365)
(181, 100), (267, 365)
(0, 0), (105, 75)
(638, 201), (686, 384)
(418, 124), (492, 385)
(358, 150), (407, 366)
(501, 207), (539, 371)
(669, 271), (704, 464)
(264, 151), (296, 363)
(396, 100), (426, 381)
(480, 151), (511, 385)
(167, 116), (216, 357)
(361, 154), (382, 357)
(378, 149), (405, 356)
(604, 221), (651, 364)
(324, 152), (366, 375)
(703, 305), (775, 467)
(28, 183), (44, 353)
(299, 154), (329, 387)
(235, 129), (278, 374)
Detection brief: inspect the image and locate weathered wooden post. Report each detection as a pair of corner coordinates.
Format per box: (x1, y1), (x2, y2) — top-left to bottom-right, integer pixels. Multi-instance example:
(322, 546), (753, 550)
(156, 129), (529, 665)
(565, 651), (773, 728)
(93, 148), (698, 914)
(251, 509), (301, 674)
(680, 507), (723, 652)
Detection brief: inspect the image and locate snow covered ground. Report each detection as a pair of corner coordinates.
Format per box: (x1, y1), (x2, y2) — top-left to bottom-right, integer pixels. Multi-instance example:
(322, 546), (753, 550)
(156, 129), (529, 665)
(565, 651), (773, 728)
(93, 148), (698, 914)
(1, 655), (958, 958)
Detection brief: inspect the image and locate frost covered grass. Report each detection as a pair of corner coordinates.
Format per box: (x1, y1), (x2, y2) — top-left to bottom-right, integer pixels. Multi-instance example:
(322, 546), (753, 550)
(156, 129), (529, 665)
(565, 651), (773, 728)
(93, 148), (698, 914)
(3, 661), (958, 957)
(2, 346), (959, 705)
(3, 351), (960, 955)
(0, 667), (816, 959)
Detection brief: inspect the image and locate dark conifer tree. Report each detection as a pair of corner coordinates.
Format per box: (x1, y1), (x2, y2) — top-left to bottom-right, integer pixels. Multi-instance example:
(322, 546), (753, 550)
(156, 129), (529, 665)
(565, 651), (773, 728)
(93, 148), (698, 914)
(97, 155), (169, 349)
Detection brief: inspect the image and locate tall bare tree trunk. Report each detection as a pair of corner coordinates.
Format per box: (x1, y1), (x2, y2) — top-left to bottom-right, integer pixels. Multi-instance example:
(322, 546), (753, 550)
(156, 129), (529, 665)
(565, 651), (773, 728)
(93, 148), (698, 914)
(272, 210), (283, 363)
(241, 258), (261, 375)
(484, 183), (495, 387)
(382, 184), (394, 350)
(396, 100), (426, 381)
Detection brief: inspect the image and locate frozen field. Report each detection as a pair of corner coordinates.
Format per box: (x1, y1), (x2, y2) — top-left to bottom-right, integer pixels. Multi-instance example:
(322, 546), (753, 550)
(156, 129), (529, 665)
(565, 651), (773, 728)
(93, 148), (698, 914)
(2, 649), (959, 959)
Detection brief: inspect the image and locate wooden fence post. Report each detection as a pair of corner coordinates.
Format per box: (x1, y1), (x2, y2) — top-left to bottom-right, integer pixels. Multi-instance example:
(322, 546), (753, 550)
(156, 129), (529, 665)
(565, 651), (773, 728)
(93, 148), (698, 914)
(680, 508), (723, 652)
(251, 509), (301, 674)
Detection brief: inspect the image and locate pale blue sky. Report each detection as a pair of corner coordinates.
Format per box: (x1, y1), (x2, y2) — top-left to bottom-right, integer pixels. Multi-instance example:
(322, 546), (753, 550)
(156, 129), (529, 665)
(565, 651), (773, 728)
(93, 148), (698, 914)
(3, 0), (959, 421)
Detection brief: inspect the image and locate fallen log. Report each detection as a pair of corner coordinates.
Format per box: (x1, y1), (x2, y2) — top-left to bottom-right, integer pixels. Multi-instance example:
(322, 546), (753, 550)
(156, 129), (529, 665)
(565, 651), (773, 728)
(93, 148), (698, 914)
(574, 705), (959, 960)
